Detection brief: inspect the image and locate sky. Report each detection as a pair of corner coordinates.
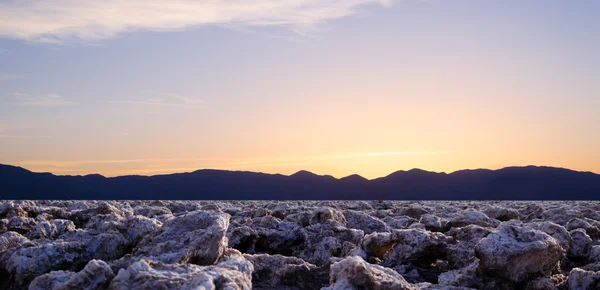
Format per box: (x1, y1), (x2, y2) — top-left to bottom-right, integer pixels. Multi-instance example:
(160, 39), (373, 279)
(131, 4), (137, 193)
(0, 0), (599, 179)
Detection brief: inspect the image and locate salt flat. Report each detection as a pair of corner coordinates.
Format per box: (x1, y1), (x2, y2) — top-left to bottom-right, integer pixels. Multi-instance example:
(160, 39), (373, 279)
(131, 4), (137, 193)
(1, 200), (599, 289)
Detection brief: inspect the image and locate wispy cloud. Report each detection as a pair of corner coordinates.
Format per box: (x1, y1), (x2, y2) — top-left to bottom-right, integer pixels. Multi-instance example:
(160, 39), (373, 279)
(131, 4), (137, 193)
(0, 134), (50, 138)
(17, 151), (445, 169)
(0, 0), (393, 43)
(165, 93), (204, 105)
(221, 151), (450, 167)
(0, 124), (50, 138)
(113, 91), (203, 107)
(12, 93), (76, 106)
(328, 151), (449, 159)
(0, 73), (25, 81)
(0, 124), (29, 133)
(17, 158), (217, 166)
(15, 157), (223, 173)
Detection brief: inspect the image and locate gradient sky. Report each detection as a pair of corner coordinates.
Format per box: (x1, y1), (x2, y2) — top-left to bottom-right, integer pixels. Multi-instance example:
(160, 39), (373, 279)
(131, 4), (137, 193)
(0, 0), (599, 178)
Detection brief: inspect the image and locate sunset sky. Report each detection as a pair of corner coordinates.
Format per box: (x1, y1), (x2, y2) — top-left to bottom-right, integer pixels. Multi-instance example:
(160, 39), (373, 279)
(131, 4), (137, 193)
(0, 0), (599, 178)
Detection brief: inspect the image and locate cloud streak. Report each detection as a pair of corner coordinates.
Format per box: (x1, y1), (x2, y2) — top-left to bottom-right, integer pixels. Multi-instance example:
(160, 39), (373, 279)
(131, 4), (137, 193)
(222, 151), (450, 167)
(0, 0), (392, 43)
(16, 151), (447, 170)
(0, 74), (25, 81)
(0, 134), (50, 138)
(12, 93), (76, 106)
(113, 91), (204, 107)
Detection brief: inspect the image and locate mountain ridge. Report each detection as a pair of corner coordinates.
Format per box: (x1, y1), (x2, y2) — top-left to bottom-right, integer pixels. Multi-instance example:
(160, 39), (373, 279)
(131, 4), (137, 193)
(3, 163), (596, 180)
(1, 163), (599, 200)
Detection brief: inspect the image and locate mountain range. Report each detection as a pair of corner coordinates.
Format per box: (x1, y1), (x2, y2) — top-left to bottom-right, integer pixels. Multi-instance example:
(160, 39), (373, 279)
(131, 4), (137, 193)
(1, 163), (599, 200)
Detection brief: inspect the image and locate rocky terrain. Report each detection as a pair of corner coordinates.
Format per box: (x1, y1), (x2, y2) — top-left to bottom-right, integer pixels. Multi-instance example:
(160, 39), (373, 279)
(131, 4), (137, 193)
(1, 200), (600, 289)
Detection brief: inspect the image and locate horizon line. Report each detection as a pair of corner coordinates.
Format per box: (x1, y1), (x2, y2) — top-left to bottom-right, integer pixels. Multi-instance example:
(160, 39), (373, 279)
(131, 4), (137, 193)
(2, 163), (597, 181)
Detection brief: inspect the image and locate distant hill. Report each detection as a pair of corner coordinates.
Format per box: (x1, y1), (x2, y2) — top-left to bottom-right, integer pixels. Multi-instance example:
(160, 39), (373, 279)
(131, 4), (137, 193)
(1, 163), (599, 200)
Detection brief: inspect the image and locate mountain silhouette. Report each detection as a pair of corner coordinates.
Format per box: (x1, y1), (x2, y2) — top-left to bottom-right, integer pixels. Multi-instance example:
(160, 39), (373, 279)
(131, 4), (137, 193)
(339, 174), (368, 183)
(0, 163), (599, 200)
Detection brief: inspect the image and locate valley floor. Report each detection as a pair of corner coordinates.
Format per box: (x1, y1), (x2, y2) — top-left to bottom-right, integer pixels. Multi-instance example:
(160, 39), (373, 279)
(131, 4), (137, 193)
(1, 200), (599, 289)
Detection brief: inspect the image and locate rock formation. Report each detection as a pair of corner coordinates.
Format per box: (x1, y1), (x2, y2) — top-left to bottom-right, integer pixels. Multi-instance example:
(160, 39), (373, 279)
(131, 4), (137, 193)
(0, 200), (599, 289)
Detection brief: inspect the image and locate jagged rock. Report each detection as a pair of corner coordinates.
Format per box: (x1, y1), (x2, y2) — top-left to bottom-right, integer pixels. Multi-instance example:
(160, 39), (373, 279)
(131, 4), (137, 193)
(2, 241), (89, 287)
(228, 215), (305, 257)
(310, 236), (358, 265)
(310, 207), (346, 226)
(299, 223), (364, 265)
(133, 206), (172, 218)
(252, 215), (282, 229)
(409, 223), (427, 230)
(566, 218), (600, 240)
(363, 232), (394, 259)
(252, 220), (304, 256)
(394, 265), (423, 284)
(0, 201), (34, 218)
(271, 202), (288, 219)
(1, 200), (600, 289)
(419, 214), (444, 232)
(125, 215), (163, 244)
(84, 212), (127, 233)
(108, 255), (138, 274)
(568, 267), (600, 290)
(343, 210), (387, 234)
(567, 218), (594, 232)
(323, 256), (412, 290)
(398, 204), (431, 219)
(228, 225), (258, 252)
(201, 203), (222, 212)
(484, 206), (520, 221)
(524, 275), (567, 290)
(416, 283), (477, 289)
(244, 253), (329, 289)
(519, 203), (545, 222)
(382, 216), (417, 229)
(88, 233), (131, 261)
(165, 201), (202, 214)
(0, 218), (8, 232)
(285, 212), (312, 227)
(71, 202), (126, 226)
(579, 262), (600, 272)
(134, 210), (229, 264)
(28, 219), (76, 240)
(344, 201), (373, 211)
(35, 206), (71, 221)
(34, 213), (54, 222)
(29, 259), (115, 290)
(252, 208), (272, 218)
(543, 207), (582, 226)
(475, 224), (564, 283)
(569, 229), (593, 258)
(445, 225), (494, 268)
(0, 231), (31, 252)
(437, 262), (481, 288)
(447, 211), (500, 228)
(526, 221), (572, 252)
(382, 229), (452, 267)
(65, 201), (92, 212)
(109, 253), (252, 290)
(376, 229), (453, 283)
(589, 245), (600, 263)
(59, 230), (130, 261)
(6, 216), (37, 234)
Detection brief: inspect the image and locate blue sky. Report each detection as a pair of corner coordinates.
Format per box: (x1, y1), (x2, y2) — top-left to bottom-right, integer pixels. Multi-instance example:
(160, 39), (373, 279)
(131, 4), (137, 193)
(0, 0), (599, 177)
